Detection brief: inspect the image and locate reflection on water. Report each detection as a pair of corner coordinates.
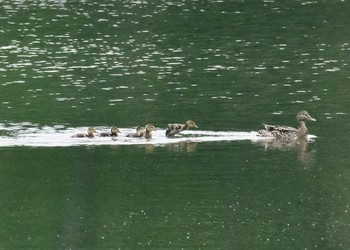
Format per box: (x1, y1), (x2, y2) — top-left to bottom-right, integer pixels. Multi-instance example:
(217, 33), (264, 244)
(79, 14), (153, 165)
(165, 140), (197, 153)
(253, 137), (316, 167)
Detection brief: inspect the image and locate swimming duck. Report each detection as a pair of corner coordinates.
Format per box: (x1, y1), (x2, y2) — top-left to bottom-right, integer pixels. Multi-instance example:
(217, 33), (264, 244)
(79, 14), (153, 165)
(165, 120), (198, 137)
(98, 126), (120, 137)
(71, 127), (98, 138)
(126, 126), (144, 138)
(257, 110), (316, 139)
(143, 124), (155, 139)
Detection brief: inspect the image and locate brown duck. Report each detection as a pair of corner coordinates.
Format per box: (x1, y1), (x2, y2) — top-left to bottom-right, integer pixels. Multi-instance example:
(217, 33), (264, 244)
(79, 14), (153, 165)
(98, 126), (120, 137)
(126, 126), (144, 138)
(165, 120), (198, 137)
(143, 124), (155, 139)
(71, 127), (98, 138)
(257, 110), (316, 139)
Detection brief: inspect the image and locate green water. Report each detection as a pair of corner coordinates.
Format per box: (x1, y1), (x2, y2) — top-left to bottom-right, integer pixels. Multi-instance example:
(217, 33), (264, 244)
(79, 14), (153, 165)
(1, 1), (350, 249)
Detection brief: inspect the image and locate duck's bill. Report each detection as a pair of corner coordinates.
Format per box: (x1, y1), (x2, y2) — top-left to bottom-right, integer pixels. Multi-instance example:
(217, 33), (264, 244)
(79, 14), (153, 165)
(309, 116), (316, 121)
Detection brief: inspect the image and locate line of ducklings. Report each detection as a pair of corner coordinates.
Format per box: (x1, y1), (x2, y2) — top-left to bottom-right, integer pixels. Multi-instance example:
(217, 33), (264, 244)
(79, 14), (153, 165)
(71, 110), (317, 140)
(71, 120), (198, 139)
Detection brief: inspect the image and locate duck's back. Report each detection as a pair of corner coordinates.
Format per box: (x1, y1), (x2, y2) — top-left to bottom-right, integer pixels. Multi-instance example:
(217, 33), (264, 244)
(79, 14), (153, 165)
(265, 124), (296, 132)
(72, 133), (87, 138)
(126, 132), (143, 138)
(258, 124), (297, 138)
(98, 132), (111, 137)
(166, 124), (184, 137)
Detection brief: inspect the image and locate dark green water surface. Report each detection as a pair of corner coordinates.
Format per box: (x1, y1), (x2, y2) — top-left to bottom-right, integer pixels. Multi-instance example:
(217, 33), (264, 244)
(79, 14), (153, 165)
(1, 0), (350, 249)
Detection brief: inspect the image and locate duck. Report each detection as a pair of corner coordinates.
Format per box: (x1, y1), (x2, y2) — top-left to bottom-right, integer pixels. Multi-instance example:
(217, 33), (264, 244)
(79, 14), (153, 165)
(165, 120), (198, 137)
(126, 126), (144, 138)
(98, 126), (120, 137)
(257, 110), (316, 139)
(71, 127), (98, 138)
(143, 124), (155, 139)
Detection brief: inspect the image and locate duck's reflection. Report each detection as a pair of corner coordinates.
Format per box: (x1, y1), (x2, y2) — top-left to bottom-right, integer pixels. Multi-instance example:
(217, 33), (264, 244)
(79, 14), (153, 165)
(165, 140), (197, 153)
(130, 141), (197, 153)
(253, 138), (315, 166)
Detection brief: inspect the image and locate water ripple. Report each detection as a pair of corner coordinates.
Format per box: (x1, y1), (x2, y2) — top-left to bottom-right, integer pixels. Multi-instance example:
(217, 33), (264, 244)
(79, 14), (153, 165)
(0, 123), (318, 148)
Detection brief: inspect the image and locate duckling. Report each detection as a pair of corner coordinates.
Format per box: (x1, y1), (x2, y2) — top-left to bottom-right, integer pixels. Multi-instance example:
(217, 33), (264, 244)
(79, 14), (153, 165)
(257, 110), (316, 139)
(143, 124), (155, 139)
(165, 120), (198, 137)
(98, 126), (120, 137)
(71, 127), (97, 138)
(126, 126), (145, 138)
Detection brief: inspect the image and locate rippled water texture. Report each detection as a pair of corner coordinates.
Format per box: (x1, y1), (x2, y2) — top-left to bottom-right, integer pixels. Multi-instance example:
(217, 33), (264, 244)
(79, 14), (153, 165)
(1, 0), (348, 127)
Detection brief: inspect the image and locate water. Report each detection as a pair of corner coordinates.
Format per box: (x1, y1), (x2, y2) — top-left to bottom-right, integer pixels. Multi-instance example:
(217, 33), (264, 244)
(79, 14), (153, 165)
(1, 0), (350, 249)
(0, 122), (316, 147)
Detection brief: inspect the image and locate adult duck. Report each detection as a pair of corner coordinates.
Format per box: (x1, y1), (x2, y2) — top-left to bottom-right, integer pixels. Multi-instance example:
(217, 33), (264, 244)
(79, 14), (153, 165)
(257, 110), (316, 139)
(165, 120), (198, 137)
(98, 126), (120, 137)
(71, 127), (98, 138)
(126, 126), (144, 138)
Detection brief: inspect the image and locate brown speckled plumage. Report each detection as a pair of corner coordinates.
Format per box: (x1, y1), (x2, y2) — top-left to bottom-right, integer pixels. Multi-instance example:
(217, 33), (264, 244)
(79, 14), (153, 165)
(72, 127), (97, 138)
(98, 126), (120, 137)
(258, 110), (316, 139)
(126, 126), (145, 138)
(165, 120), (198, 137)
(143, 124), (155, 139)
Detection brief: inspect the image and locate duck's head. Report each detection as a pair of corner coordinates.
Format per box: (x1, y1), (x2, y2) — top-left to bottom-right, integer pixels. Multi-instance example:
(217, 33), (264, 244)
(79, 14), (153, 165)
(111, 126), (121, 134)
(186, 120), (198, 128)
(145, 124), (155, 132)
(88, 127), (98, 134)
(297, 110), (316, 122)
(136, 126), (144, 132)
